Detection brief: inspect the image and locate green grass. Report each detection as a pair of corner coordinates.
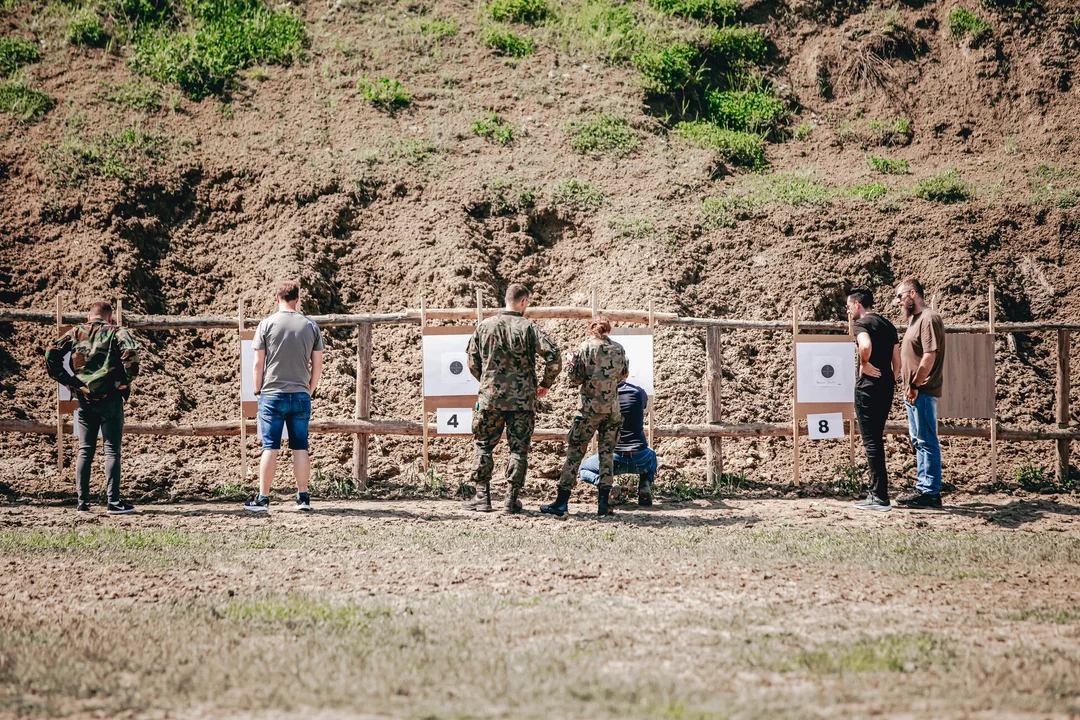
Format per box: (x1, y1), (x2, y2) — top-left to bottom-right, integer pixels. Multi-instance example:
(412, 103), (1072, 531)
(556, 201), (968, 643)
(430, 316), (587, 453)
(0, 79), (53, 121)
(607, 215), (656, 238)
(565, 113), (639, 155)
(551, 177), (605, 213)
(388, 138), (440, 166)
(223, 594), (391, 629)
(551, 0), (657, 63)
(705, 89), (785, 135)
(0, 35), (39, 75)
(0, 526), (196, 550)
(840, 182), (887, 201)
(482, 25), (535, 56)
(866, 154), (910, 174)
(96, 79), (163, 111)
(65, 7), (107, 46)
(471, 110), (518, 145)
(672, 120), (766, 169)
(1028, 163), (1080, 209)
(129, 0), (307, 100)
(632, 41), (701, 96)
(487, 0), (549, 24)
(417, 16), (458, 40)
(913, 169), (973, 203)
(792, 121), (812, 140)
(42, 124), (167, 184)
(310, 468), (359, 498)
(947, 7), (991, 44)
(359, 77), (410, 112)
(788, 634), (951, 674)
(1008, 607), (1080, 624)
(472, 175), (537, 215)
(702, 25), (767, 67)
(648, 0), (738, 23)
(701, 172), (830, 227)
(868, 116), (912, 146)
(212, 480), (248, 501)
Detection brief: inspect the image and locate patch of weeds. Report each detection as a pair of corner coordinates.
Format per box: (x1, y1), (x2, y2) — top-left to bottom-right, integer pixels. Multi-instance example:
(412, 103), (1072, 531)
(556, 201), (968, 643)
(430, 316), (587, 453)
(418, 16), (458, 40)
(1028, 163), (1080, 209)
(789, 633), (951, 674)
(129, 0), (307, 100)
(867, 117), (912, 146)
(0, 35), (39, 75)
(469, 175), (537, 216)
(1008, 607), (1080, 624)
(96, 80), (162, 112)
(388, 138), (439, 166)
(565, 113), (639, 155)
(947, 7), (991, 45)
(1073, 12), (1080, 35)
(840, 182), (887, 201)
(980, 0), (1034, 13)
(359, 77), (410, 112)
(655, 470), (718, 501)
(213, 481), (248, 501)
(487, 0), (549, 25)
(471, 110), (517, 145)
(913, 169), (973, 203)
(866, 154), (909, 174)
(65, 7), (107, 47)
(705, 89), (785, 136)
(551, 177), (605, 213)
(1003, 134), (1019, 155)
(310, 468), (357, 498)
(700, 172), (830, 227)
(792, 121), (812, 140)
(482, 25), (535, 57)
(0, 80), (54, 122)
(607, 215), (656, 238)
(701, 25), (767, 67)
(648, 0), (738, 23)
(672, 121), (766, 169)
(632, 42), (702, 97)
(0, 527), (195, 550)
(832, 461), (865, 496)
(42, 124), (167, 185)
(553, 0), (652, 63)
(222, 594), (392, 630)
(1014, 464), (1061, 493)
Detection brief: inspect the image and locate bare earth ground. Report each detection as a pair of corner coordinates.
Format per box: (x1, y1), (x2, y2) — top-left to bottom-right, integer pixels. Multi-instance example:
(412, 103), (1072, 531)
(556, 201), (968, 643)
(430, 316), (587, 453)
(2, 495), (1079, 719)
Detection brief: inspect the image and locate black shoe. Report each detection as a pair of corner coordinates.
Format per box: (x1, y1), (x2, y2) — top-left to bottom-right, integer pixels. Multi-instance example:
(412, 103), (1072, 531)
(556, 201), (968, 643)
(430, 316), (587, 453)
(598, 486), (614, 517)
(296, 493), (311, 512)
(76, 502), (91, 514)
(638, 475), (653, 507)
(106, 501), (136, 515)
(900, 492), (942, 509)
(244, 494), (270, 513)
(540, 488), (571, 517)
(853, 495), (892, 512)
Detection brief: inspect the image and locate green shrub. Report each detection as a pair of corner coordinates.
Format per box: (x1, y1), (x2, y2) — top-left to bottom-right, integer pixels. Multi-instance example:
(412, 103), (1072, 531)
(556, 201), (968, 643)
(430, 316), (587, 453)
(359, 77), (410, 112)
(608, 215), (656, 238)
(565, 113), (639, 155)
(0, 80), (53, 121)
(913, 169), (973, 203)
(482, 25), (535, 56)
(700, 172), (830, 227)
(1015, 464), (1051, 492)
(0, 36), (39, 75)
(65, 8), (107, 47)
(868, 117), (912, 146)
(672, 120), (766, 169)
(472, 110), (517, 145)
(702, 26), (767, 67)
(705, 89), (784, 135)
(472, 176), (537, 215)
(841, 182), (887, 200)
(487, 0), (548, 24)
(793, 121), (812, 140)
(129, 0), (307, 100)
(632, 42), (701, 96)
(551, 178), (605, 213)
(866, 154), (910, 174)
(43, 125), (167, 184)
(648, 0), (738, 23)
(553, 0), (647, 63)
(96, 80), (163, 111)
(947, 7), (991, 44)
(105, 0), (176, 35)
(418, 16), (458, 40)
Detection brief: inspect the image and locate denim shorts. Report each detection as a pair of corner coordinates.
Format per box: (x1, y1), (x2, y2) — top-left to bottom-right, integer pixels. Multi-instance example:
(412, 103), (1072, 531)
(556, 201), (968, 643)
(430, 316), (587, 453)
(257, 392), (311, 451)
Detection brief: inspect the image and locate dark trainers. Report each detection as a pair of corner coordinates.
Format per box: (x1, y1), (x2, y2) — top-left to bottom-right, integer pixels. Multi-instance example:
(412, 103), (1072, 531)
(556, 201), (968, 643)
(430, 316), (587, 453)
(853, 495), (892, 512)
(296, 493), (312, 512)
(76, 502), (91, 514)
(106, 501), (136, 515)
(900, 492), (942, 509)
(638, 476), (653, 507)
(540, 489), (571, 517)
(244, 494), (270, 513)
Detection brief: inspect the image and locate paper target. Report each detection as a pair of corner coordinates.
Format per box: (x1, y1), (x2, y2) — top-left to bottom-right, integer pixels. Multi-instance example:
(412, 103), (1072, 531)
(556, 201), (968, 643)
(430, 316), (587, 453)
(241, 339), (257, 402)
(796, 342), (855, 404)
(58, 352), (74, 401)
(423, 334), (479, 397)
(610, 331), (654, 397)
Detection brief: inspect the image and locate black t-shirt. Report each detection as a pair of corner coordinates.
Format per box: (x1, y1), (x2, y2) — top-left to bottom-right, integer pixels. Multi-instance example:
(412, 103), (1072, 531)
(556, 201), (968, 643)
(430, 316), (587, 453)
(615, 382), (648, 454)
(854, 313), (898, 385)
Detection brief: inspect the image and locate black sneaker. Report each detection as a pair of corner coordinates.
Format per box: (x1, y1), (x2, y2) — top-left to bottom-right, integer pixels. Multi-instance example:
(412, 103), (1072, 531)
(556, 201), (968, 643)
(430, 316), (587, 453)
(244, 494), (270, 513)
(900, 492), (942, 509)
(296, 493), (311, 512)
(76, 502), (91, 514)
(106, 501), (136, 515)
(853, 495), (892, 512)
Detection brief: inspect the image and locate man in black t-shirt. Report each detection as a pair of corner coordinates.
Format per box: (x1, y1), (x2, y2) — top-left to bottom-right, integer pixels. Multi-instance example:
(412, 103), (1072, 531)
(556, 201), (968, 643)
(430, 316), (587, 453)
(846, 287), (901, 511)
(579, 380), (658, 506)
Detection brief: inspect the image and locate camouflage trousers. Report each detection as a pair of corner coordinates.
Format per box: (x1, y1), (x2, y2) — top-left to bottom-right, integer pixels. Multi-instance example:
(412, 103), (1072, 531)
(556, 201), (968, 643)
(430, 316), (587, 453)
(557, 412), (622, 491)
(470, 409), (536, 490)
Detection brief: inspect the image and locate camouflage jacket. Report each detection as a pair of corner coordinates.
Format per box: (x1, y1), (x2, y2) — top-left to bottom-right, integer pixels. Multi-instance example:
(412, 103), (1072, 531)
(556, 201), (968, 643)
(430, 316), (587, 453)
(566, 335), (628, 416)
(45, 320), (140, 400)
(467, 311), (561, 412)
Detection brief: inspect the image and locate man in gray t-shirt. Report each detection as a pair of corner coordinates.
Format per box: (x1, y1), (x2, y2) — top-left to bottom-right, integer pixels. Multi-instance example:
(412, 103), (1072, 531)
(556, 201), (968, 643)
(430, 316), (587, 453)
(244, 280), (324, 514)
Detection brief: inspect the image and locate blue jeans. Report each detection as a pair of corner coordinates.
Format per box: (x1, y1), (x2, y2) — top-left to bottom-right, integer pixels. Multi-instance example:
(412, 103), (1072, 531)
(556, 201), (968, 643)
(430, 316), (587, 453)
(257, 392), (311, 451)
(905, 392), (942, 495)
(580, 448), (657, 486)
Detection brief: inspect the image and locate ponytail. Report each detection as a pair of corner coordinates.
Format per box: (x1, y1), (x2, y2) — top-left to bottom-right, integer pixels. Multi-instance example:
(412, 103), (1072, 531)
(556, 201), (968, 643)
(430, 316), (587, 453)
(587, 314), (611, 338)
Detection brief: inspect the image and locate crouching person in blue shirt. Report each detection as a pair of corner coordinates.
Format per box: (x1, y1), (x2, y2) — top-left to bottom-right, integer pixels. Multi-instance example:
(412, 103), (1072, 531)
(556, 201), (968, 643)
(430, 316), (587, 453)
(579, 379), (657, 506)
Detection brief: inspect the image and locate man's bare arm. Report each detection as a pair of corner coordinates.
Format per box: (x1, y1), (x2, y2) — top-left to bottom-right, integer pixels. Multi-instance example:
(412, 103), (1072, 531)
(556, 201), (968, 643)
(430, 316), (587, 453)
(856, 332), (881, 378)
(912, 350), (937, 387)
(310, 350), (323, 394)
(254, 348), (266, 395)
(890, 345), (901, 381)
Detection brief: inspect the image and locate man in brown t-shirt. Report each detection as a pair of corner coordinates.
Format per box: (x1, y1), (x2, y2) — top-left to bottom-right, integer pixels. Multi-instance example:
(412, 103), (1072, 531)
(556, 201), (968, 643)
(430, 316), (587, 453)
(895, 278), (945, 508)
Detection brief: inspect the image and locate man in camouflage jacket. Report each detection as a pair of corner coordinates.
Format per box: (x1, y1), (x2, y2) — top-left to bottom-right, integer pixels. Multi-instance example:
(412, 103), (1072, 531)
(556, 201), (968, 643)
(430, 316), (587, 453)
(463, 283), (561, 513)
(541, 315), (628, 517)
(45, 301), (140, 514)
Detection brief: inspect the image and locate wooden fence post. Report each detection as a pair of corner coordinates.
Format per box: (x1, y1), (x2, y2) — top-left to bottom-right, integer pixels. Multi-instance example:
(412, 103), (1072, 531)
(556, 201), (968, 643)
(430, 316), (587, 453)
(353, 323), (372, 491)
(706, 326), (723, 483)
(55, 293), (64, 476)
(238, 297), (246, 482)
(1058, 329), (1071, 485)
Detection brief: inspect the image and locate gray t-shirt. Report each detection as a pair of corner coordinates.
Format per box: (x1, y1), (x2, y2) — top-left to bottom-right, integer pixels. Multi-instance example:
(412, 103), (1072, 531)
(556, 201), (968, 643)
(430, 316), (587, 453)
(253, 310), (324, 395)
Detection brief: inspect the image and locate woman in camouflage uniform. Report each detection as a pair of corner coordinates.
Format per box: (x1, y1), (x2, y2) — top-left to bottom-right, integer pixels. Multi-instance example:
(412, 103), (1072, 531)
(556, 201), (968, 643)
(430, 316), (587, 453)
(541, 315), (628, 517)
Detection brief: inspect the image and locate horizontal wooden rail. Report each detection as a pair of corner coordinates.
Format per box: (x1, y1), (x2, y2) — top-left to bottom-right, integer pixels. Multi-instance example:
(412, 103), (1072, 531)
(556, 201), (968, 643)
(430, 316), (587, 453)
(2, 418), (1076, 442)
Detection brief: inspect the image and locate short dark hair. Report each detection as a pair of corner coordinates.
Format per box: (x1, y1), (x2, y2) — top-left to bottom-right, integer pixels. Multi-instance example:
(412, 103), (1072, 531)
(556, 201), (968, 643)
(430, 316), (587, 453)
(899, 277), (924, 298)
(505, 283), (531, 304)
(847, 286), (874, 309)
(275, 281), (300, 302)
(89, 301), (113, 318)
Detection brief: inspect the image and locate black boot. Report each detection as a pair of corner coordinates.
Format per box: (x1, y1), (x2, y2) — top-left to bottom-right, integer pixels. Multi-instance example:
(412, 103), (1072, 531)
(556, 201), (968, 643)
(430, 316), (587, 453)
(598, 486), (614, 516)
(462, 483), (492, 512)
(540, 488), (571, 517)
(637, 474), (653, 507)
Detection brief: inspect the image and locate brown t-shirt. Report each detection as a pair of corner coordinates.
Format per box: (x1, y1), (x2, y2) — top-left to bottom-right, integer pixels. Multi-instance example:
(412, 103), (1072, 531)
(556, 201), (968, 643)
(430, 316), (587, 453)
(900, 308), (946, 397)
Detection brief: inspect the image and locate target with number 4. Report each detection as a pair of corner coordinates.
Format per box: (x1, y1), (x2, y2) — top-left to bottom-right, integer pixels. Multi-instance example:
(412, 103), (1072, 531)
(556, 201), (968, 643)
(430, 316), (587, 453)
(436, 408), (473, 435)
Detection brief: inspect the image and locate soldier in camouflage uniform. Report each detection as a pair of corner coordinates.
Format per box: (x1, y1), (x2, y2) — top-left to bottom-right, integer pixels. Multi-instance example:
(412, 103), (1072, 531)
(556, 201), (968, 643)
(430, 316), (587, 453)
(541, 315), (628, 517)
(45, 301), (140, 515)
(463, 283), (561, 514)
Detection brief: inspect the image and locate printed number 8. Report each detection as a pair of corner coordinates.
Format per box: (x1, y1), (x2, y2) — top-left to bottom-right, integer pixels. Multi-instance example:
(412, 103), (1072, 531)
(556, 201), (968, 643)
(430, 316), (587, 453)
(818, 419), (829, 434)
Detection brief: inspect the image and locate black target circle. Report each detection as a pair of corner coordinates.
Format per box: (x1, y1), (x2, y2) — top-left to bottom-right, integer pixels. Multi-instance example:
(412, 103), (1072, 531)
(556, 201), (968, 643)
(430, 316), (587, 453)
(449, 360), (464, 375)
(820, 364), (835, 379)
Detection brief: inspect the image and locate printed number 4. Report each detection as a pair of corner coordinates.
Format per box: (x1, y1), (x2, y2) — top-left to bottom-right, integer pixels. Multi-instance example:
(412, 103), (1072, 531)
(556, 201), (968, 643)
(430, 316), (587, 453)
(818, 419), (829, 434)
(447, 414), (458, 428)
